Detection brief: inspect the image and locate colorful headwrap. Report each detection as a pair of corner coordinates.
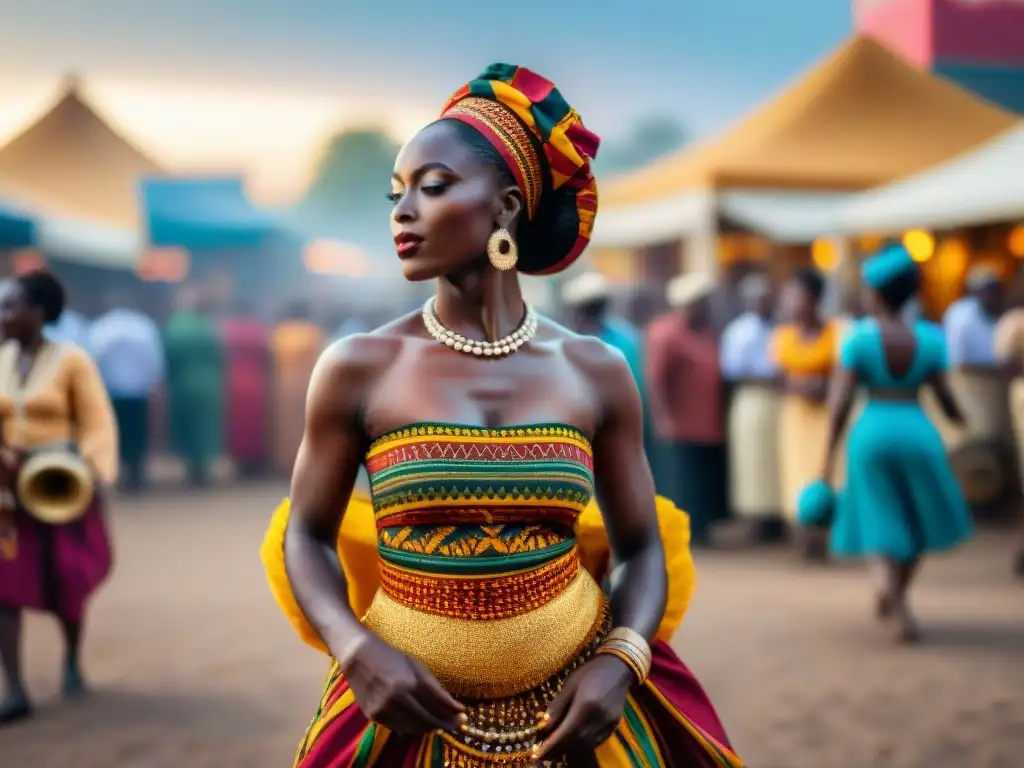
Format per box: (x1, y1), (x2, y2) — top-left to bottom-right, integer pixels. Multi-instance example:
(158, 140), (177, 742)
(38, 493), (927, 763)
(441, 63), (600, 275)
(862, 243), (917, 290)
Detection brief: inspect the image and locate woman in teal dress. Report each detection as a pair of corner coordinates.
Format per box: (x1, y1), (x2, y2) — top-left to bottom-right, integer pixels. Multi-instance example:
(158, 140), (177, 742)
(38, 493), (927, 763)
(819, 244), (972, 643)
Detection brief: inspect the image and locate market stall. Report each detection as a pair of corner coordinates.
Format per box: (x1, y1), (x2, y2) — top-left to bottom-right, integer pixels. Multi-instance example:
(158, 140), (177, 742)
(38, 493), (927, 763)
(141, 176), (302, 311)
(0, 75), (161, 230)
(593, 35), (1016, 284)
(0, 75), (160, 300)
(838, 123), (1024, 234)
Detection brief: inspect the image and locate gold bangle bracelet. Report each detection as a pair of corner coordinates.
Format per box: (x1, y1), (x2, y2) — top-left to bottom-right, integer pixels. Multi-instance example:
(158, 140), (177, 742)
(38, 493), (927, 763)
(597, 640), (650, 684)
(601, 627), (652, 682)
(606, 640), (650, 681)
(596, 645), (645, 683)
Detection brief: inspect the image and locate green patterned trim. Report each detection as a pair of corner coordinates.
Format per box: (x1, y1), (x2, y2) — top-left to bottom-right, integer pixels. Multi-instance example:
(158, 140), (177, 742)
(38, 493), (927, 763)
(377, 538), (576, 575)
(371, 480), (592, 514)
(368, 421), (592, 453)
(370, 458), (593, 484)
(351, 723), (379, 767)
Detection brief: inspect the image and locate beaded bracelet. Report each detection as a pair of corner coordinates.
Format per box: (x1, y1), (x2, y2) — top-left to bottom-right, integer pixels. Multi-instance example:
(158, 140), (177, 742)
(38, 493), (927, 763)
(596, 626), (652, 684)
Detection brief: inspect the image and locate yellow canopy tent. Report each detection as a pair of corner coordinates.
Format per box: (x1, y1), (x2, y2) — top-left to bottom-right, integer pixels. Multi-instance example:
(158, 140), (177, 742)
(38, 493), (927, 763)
(0, 75), (163, 230)
(603, 36), (1016, 209)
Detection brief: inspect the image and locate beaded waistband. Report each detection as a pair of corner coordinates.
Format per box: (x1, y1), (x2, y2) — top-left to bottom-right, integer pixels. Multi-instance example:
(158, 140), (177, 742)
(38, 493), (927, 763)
(439, 609), (611, 768)
(362, 569), (607, 699)
(378, 550), (579, 621)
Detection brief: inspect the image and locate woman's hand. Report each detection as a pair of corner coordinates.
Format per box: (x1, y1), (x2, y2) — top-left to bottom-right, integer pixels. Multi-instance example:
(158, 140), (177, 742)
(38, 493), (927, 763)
(339, 632), (466, 735)
(534, 654), (634, 760)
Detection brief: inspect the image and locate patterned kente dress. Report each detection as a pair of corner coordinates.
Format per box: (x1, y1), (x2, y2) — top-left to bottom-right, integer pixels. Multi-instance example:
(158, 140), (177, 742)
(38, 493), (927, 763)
(266, 423), (741, 768)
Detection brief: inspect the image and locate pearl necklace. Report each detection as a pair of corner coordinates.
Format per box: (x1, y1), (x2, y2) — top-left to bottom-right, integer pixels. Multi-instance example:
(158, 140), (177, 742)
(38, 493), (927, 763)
(422, 297), (538, 357)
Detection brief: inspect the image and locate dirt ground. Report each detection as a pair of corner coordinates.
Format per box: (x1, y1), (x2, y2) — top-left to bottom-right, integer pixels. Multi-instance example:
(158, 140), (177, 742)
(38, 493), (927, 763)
(0, 483), (1021, 767)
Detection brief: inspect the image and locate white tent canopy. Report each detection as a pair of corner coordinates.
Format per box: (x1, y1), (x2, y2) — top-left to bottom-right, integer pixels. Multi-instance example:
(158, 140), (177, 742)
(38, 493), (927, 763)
(591, 192), (713, 249)
(592, 189), (851, 248)
(717, 190), (851, 242)
(37, 216), (141, 269)
(838, 123), (1024, 235)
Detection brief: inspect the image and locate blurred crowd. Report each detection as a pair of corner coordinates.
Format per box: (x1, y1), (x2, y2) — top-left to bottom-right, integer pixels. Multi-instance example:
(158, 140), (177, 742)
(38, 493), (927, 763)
(22, 255), (1024, 581)
(559, 262), (1024, 572)
(40, 281), (384, 492)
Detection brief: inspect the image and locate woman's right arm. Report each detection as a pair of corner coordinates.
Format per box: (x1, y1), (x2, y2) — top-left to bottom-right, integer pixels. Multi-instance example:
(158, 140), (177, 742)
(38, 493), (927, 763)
(285, 339), (374, 657)
(927, 329), (966, 426)
(928, 373), (966, 425)
(284, 337), (466, 734)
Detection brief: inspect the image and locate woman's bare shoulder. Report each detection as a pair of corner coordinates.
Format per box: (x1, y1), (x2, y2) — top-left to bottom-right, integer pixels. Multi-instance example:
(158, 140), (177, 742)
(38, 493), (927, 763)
(539, 316), (635, 393)
(311, 311), (421, 395)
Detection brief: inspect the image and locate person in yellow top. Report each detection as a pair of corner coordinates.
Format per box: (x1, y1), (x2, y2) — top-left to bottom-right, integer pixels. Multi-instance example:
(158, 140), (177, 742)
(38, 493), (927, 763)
(771, 268), (839, 560)
(0, 270), (118, 726)
(270, 301), (325, 475)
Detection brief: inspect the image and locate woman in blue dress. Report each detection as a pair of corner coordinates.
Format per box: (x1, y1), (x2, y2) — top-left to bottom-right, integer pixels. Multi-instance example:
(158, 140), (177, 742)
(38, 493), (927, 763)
(819, 245), (973, 643)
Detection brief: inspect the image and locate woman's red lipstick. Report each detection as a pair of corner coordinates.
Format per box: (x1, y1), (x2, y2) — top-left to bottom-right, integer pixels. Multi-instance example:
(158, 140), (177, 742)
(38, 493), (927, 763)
(394, 233), (424, 257)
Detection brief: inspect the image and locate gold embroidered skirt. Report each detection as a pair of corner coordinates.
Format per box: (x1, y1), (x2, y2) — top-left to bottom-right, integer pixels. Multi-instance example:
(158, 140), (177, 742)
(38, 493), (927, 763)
(362, 568), (608, 700)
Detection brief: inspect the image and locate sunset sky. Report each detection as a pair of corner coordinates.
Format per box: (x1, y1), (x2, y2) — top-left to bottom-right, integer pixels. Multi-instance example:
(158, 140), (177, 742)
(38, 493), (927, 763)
(0, 1), (851, 203)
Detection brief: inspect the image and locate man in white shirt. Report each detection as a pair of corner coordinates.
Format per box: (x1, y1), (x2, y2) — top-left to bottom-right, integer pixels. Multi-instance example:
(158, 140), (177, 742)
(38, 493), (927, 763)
(943, 267), (1011, 516)
(45, 306), (91, 347)
(719, 274), (783, 540)
(944, 267), (1002, 369)
(720, 274), (777, 382)
(88, 296), (165, 491)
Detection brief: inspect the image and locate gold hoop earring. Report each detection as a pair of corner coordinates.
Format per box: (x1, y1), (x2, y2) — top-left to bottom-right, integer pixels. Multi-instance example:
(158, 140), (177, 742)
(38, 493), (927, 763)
(487, 228), (518, 271)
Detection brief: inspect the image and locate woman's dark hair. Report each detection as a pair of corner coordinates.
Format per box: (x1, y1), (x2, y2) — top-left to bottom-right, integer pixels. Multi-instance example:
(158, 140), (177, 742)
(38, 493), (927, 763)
(793, 267), (826, 303)
(443, 118), (580, 275)
(16, 269), (66, 325)
(874, 267), (920, 313)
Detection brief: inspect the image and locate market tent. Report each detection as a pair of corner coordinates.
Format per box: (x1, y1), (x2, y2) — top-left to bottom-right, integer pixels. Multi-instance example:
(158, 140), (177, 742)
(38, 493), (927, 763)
(591, 193), (712, 249)
(0, 75), (162, 229)
(142, 177), (281, 249)
(0, 197), (35, 248)
(591, 189), (852, 248)
(601, 36), (1015, 210)
(837, 123), (1024, 234)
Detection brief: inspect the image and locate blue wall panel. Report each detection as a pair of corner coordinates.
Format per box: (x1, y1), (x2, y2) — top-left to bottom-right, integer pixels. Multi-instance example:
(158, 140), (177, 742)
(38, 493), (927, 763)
(934, 62), (1024, 114)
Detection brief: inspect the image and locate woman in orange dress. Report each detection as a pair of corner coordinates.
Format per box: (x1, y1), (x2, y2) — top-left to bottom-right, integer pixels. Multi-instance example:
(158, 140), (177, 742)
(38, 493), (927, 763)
(772, 268), (839, 560)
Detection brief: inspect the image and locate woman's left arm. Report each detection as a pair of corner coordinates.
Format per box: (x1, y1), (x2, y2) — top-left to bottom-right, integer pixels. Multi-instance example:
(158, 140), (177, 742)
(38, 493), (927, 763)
(68, 349), (119, 486)
(537, 342), (664, 760)
(592, 350), (666, 638)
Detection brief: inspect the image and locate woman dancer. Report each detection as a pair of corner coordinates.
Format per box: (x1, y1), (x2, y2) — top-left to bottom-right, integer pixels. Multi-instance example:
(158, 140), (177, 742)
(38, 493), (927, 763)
(772, 268), (838, 559)
(273, 65), (741, 767)
(0, 270), (117, 724)
(820, 245), (971, 642)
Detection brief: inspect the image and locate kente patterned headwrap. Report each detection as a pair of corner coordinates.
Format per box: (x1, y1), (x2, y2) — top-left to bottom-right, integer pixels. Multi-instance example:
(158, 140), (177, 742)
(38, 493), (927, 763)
(441, 63), (600, 275)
